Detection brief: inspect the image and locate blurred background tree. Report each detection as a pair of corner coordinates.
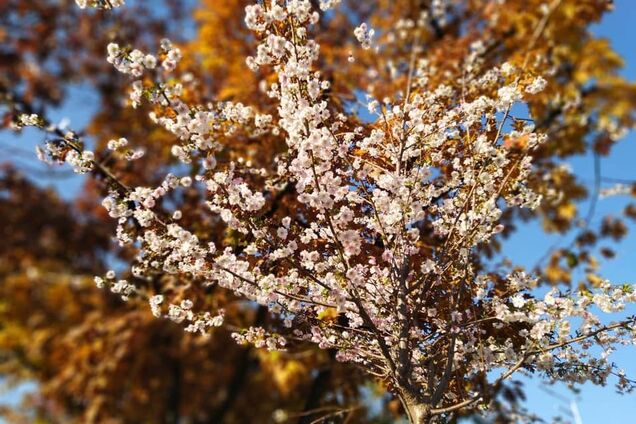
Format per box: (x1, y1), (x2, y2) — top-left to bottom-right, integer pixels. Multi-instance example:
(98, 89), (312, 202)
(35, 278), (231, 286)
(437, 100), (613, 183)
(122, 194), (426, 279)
(1, 0), (636, 422)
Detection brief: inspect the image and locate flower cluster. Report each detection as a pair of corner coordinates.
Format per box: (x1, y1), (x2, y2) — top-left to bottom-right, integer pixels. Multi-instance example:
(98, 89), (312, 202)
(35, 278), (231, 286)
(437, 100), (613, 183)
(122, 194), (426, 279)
(232, 327), (287, 351)
(65, 149), (94, 174)
(94, 271), (136, 300)
(15, 113), (41, 128)
(75, 0), (124, 9)
(106, 40), (181, 107)
(354, 23), (374, 49)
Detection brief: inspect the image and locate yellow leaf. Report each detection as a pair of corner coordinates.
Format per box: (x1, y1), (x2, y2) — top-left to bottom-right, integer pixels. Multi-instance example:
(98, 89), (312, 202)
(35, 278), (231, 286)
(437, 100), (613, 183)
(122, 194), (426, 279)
(557, 202), (577, 220)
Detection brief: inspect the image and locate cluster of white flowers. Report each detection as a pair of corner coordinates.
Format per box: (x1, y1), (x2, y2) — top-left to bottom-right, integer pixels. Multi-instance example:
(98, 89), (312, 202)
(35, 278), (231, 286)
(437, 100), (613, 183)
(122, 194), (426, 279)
(149, 294), (164, 317)
(184, 310), (225, 335)
(497, 84), (523, 108)
(106, 43), (156, 77)
(525, 76), (548, 94)
(354, 23), (374, 49)
(15, 113), (41, 128)
(148, 298), (225, 335)
(75, 0), (124, 9)
(232, 327), (287, 351)
(107, 136), (145, 160)
(94, 272), (135, 300)
(318, 0), (341, 10)
(107, 137), (128, 150)
(159, 39), (182, 72)
(106, 40), (181, 108)
(65, 149), (94, 174)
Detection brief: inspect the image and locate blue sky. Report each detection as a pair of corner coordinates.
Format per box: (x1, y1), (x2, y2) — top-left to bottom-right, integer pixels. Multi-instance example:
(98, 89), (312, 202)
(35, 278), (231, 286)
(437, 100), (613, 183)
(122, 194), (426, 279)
(1, 1), (636, 422)
(505, 1), (636, 421)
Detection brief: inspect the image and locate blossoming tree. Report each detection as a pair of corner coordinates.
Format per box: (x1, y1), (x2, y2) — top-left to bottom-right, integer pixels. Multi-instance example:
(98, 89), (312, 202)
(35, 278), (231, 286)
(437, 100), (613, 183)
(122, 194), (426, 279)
(9, 0), (636, 422)
(1, 1), (371, 422)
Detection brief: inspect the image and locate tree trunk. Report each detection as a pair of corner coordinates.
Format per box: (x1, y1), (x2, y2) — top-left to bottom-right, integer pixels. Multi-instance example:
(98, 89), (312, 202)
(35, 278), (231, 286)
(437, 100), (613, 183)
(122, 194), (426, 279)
(399, 392), (432, 424)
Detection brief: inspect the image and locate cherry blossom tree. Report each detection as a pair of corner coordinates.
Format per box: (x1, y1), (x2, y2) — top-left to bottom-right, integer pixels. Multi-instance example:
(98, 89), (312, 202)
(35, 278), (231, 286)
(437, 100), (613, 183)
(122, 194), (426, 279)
(10, 0), (636, 422)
